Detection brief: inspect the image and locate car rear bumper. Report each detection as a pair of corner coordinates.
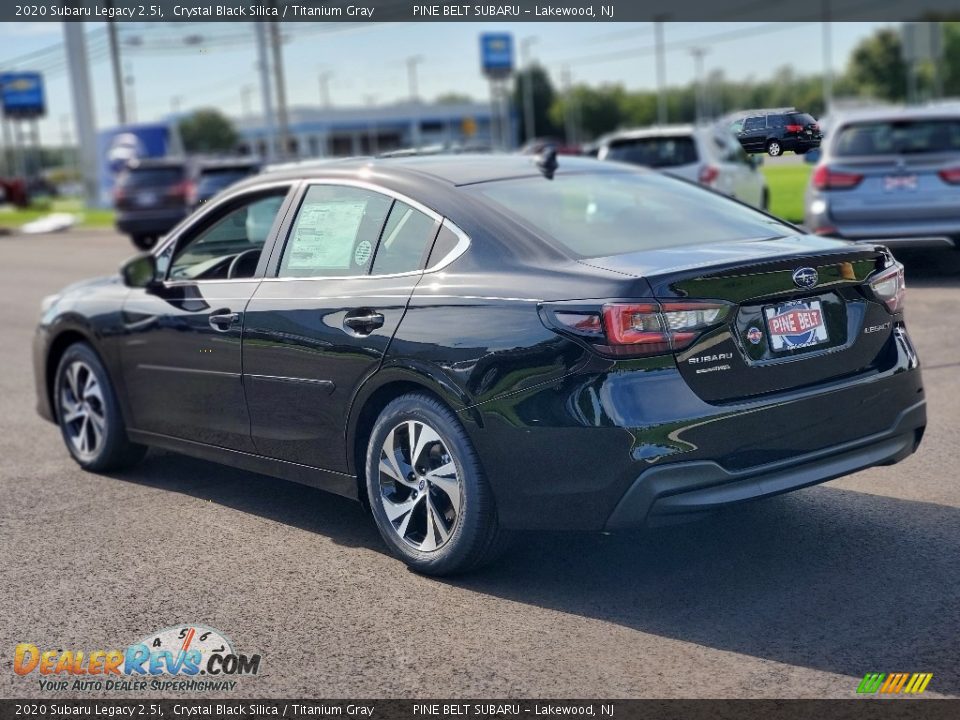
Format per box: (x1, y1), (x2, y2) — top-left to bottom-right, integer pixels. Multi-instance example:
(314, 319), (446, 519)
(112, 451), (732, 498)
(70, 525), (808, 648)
(605, 400), (925, 529)
(116, 208), (186, 237)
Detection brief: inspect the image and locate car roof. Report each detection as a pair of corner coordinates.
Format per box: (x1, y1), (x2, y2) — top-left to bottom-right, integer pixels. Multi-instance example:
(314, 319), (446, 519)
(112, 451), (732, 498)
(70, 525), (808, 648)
(250, 153), (632, 188)
(831, 104), (960, 126)
(600, 125), (699, 142)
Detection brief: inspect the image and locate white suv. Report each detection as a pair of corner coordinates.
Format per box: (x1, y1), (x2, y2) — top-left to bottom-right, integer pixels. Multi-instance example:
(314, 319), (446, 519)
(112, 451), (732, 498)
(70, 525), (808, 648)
(596, 125), (769, 210)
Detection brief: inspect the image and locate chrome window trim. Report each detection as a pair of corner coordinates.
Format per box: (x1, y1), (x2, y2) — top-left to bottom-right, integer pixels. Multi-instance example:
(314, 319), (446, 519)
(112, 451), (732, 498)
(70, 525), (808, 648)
(261, 178), (472, 282)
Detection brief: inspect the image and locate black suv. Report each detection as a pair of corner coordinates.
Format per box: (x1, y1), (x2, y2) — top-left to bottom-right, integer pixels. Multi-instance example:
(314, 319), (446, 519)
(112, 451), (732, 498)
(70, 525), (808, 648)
(735, 110), (822, 156)
(114, 158), (191, 250)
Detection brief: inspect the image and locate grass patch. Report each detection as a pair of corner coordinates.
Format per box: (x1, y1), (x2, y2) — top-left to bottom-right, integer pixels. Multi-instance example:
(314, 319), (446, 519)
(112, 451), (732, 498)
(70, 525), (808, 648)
(761, 163), (812, 224)
(0, 198), (115, 230)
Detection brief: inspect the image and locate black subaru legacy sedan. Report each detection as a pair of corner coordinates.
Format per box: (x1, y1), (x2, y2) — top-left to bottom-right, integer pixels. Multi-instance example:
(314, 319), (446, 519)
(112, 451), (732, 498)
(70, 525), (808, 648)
(34, 155), (925, 575)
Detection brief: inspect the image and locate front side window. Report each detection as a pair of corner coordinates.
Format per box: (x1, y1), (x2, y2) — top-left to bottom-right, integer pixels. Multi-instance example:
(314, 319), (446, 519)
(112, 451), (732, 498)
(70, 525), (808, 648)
(168, 191), (287, 281)
(744, 117), (765, 131)
(471, 171), (796, 259)
(279, 185), (392, 278)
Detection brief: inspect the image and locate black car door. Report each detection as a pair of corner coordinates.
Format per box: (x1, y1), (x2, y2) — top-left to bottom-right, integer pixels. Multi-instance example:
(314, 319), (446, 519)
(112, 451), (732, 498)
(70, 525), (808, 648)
(738, 116), (767, 152)
(119, 184), (295, 451)
(242, 182), (443, 472)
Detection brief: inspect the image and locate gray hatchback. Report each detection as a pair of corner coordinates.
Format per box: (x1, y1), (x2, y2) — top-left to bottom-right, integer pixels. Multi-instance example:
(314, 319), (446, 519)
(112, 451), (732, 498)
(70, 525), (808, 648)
(804, 106), (960, 249)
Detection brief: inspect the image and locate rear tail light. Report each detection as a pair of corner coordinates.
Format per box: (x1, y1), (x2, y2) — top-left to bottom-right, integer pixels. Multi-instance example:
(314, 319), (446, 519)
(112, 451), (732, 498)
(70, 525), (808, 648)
(869, 262), (905, 314)
(785, 124), (804, 133)
(937, 167), (960, 185)
(812, 165), (863, 190)
(698, 165), (719, 186)
(548, 301), (731, 358)
(112, 186), (125, 204)
(167, 180), (192, 200)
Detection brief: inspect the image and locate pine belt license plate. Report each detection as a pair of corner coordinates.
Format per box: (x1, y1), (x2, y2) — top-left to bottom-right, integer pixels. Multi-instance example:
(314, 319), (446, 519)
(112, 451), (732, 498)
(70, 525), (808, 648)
(764, 299), (829, 351)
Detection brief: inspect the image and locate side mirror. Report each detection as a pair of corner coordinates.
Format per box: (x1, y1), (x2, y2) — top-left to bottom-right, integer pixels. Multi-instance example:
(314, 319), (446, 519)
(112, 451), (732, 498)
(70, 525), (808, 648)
(804, 148), (822, 164)
(121, 253), (159, 288)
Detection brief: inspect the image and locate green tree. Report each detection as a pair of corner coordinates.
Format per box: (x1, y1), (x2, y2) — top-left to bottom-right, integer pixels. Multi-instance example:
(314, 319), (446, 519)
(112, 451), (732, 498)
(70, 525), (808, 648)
(512, 64), (559, 142)
(846, 28), (908, 102)
(434, 92), (474, 105)
(178, 109), (239, 154)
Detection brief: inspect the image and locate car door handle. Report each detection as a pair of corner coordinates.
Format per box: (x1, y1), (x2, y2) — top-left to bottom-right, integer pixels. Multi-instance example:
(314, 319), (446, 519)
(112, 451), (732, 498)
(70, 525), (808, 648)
(209, 311), (240, 331)
(343, 310), (385, 334)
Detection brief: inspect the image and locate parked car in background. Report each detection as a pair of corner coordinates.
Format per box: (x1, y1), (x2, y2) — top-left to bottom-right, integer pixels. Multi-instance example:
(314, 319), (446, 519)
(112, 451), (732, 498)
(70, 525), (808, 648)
(596, 125), (769, 209)
(114, 158), (190, 250)
(736, 109), (822, 156)
(518, 137), (581, 156)
(34, 155), (923, 575)
(190, 159), (261, 209)
(804, 107), (960, 249)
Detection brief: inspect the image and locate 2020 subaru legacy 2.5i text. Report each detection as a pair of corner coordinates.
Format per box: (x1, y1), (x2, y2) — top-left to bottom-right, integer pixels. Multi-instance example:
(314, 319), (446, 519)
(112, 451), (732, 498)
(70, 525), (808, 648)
(34, 154), (925, 575)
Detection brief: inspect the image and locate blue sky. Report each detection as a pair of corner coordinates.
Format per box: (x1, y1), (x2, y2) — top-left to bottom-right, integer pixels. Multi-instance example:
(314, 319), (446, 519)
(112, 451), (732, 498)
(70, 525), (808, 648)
(0, 21), (889, 144)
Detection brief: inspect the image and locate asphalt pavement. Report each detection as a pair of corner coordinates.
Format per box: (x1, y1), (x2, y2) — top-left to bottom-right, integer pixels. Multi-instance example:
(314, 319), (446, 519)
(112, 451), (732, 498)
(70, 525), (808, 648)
(0, 229), (957, 699)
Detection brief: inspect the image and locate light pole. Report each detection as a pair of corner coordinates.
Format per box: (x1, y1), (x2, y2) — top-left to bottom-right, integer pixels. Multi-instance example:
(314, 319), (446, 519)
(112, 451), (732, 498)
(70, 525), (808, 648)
(654, 17), (667, 125)
(690, 47), (709, 123)
(821, 0), (834, 112)
(105, 0), (126, 125)
(406, 55), (423, 149)
(318, 71), (333, 108)
(520, 36), (538, 144)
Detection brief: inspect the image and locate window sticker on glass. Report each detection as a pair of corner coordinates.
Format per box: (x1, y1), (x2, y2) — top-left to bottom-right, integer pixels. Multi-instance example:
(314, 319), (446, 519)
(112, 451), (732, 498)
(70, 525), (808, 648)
(286, 200), (367, 270)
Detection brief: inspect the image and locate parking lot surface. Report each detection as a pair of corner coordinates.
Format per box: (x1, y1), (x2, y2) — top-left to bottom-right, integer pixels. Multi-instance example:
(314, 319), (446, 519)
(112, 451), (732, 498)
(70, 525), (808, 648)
(1, 230), (957, 699)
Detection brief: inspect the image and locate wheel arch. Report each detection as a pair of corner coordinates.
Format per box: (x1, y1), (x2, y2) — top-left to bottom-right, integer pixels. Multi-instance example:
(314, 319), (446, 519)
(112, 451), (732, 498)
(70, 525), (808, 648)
(345, 363), (483, 505)
(44, 325), (100, 422)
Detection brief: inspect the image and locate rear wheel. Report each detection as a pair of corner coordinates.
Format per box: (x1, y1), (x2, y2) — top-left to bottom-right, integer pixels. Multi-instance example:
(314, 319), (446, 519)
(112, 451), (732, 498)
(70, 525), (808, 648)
(766, 140), (782, 157)
(54, 343), (146, 472)
(365, 393), (508, 575)
(131, 235), (156, 251)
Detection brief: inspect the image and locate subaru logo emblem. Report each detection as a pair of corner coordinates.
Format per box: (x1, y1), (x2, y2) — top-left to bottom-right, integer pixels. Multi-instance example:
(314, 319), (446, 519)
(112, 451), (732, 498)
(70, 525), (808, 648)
(792, 267), (818, 289)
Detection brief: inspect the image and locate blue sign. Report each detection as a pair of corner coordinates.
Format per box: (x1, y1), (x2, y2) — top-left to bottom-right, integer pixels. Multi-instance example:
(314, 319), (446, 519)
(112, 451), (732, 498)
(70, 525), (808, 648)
(0, 72), (45, 119)
(480, 33), (514, 78)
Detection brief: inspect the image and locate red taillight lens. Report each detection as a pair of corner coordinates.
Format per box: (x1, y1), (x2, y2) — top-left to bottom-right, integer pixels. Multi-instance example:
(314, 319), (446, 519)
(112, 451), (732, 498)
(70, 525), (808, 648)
(785, 124), (804, 133)
(168, 180), (192, 200)
(698, 165), (719, 186)
(548, 301), (729, 357)
(869, 262), (905, 314)
(112, 186), (125, 203)
(938, 167), (960, 185)
(812, 165), (863, 190)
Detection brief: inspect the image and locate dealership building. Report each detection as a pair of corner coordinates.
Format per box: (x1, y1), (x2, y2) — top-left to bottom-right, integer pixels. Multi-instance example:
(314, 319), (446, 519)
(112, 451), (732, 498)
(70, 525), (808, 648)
(234, 101), (506, 158)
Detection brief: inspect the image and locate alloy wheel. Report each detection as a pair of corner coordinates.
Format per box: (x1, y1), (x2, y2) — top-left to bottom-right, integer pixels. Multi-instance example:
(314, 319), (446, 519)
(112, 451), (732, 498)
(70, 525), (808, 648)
(377, 420), (462, 552)
(768, 142), (781, 156)
(59, 360), (106, 461)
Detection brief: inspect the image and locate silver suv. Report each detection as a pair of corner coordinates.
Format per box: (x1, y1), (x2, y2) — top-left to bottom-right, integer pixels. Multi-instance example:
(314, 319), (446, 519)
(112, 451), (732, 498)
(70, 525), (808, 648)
(596, 125), (769, 210)
(804, 106), (960, 249)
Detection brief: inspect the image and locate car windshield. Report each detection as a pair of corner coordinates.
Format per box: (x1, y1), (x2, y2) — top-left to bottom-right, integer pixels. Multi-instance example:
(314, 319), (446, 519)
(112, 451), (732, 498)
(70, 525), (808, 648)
(833, 119), (960, 156)
(121, 167), (183, 187)
(472, 171), (794, 259)
(603, 136), (698, 168)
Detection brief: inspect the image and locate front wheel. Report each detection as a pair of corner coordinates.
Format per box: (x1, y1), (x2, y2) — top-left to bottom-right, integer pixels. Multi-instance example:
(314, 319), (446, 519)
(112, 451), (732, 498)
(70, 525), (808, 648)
(766, 141), (782, 157)
(365, 393), (508, 575)
(54, 343), (146, 472)
(131, 235), (156, 251)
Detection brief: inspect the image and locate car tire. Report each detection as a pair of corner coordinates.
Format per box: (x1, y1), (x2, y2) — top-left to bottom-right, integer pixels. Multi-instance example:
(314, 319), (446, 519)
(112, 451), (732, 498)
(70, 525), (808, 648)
(54, 343), (146, 472)
(365, 393), (509, 575)
(131, 235), (156, 251)
(766, 141), (782, 157)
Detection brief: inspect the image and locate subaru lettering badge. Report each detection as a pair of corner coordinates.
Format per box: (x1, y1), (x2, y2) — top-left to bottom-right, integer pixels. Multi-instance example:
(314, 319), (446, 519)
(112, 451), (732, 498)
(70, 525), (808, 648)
(792, 267), (818, 289)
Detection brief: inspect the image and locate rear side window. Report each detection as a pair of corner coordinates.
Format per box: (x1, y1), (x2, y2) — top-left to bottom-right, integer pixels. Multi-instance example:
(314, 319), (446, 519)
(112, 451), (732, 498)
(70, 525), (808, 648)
(370, 201), (438, 276)
(471, 172), (794, 259)
(769, 115), (785, 128)
(120, 167), (184, 187)
(278, 185), (391, 277)
(788, 113), (816, 126)
(603, 136), (698, 168)
(833, 119), (960, 156)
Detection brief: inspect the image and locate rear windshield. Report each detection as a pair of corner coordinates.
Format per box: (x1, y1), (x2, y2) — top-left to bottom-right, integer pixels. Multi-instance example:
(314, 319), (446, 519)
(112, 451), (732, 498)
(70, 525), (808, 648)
(603, 136), (698, 168)
(196, 169), (253, 193)
(787, 113), (816, 126)
(471, 172), (794, 259)
(833, 119), (960, 156)
(120, 167), (184, 187)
